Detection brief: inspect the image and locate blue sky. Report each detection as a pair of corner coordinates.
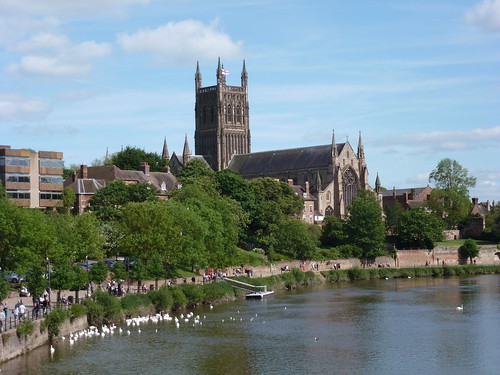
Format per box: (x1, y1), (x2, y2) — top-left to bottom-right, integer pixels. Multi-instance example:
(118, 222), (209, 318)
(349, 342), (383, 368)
(1, 0), (499, 201)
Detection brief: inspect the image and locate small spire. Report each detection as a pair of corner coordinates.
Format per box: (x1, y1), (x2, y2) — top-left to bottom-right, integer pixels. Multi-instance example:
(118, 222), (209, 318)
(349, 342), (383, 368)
(195, 61), (202, 90)
(357, 131), (365, 159)
(316, 171), (322, 192)
(331, 130), (338, 158)
(375, 173), (381, 193)
(182, 134), (191, 165)
(241, 59), (248, 87)
(162, 136), (169, 162)
(216, 57), (225, 85)
(105, 147), (109, 162)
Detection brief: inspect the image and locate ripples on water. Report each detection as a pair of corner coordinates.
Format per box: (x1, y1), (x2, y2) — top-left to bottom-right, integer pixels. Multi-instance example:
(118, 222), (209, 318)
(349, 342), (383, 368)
(2, 275), (500, 375)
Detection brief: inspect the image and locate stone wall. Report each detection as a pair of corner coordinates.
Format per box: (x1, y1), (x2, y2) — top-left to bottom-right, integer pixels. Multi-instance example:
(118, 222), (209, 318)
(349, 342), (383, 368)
(0, 316), (88, 364)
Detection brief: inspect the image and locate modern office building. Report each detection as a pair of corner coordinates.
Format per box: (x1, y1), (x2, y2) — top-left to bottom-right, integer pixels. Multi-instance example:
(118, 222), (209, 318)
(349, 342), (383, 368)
(0, 145), (64, 209)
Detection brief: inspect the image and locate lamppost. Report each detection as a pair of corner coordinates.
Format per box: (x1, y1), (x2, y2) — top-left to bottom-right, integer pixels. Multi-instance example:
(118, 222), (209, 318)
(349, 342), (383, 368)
(46, 257), (51, 308)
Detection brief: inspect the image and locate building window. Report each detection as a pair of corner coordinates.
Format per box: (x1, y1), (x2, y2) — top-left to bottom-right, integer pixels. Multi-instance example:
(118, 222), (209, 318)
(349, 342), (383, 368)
(236, 105), (241, 123)
(40, 159), (63, 169)
(227, 104), (232, 122)
(0, 156), (30, 166)
(309, 205), (313, 213)
(40, 191), (62, 200)
(40, 175), (63, 184)
(6, 174), (30, 183)
(325, 206), (334, 216)
(6, 190), (30, 199)
(343, 168), (358, 207)
(326, 191), (331, 202)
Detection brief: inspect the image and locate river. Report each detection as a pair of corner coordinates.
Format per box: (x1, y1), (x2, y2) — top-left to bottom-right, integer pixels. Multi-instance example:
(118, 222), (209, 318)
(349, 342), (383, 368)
(2, 275), (500, 375)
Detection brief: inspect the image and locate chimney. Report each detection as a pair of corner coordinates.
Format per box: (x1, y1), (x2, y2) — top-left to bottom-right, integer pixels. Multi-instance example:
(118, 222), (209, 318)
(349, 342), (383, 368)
(80, 165), (88, 179)
(393, 186), (396, 199)
(486, 200), (490, 212)
(139, 162), (150, 175)
(72, 172), (77, 182)
(305, 181), (310, 196)
(410, 188), (416, 200)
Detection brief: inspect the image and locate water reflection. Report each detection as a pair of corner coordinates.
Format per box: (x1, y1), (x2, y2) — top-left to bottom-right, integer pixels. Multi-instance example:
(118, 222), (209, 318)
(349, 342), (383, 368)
(2, 275), (500, 375)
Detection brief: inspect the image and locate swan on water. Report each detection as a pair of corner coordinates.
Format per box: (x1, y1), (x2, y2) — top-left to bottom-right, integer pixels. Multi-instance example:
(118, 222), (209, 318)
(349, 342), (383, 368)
(456, 304), (464, 311)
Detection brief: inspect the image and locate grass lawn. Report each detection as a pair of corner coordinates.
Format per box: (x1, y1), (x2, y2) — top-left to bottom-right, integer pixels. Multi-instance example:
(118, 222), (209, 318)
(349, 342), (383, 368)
(435, 239), (498, 246)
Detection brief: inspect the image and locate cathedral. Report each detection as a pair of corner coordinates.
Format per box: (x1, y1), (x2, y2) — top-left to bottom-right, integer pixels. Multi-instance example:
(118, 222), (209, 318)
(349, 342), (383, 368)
(170, 60), (374, 220)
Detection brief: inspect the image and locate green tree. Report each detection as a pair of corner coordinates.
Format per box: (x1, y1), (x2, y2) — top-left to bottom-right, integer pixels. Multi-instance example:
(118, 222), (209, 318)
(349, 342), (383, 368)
(384, 200), (405, 236)
(87, 180), (158, 221)
(321, 216), (346, 247)
(109, 146), (166, 172)
(483, 204), (500, 241)
(428, 189), (471, 229)
(458, 239), (479, 264)
(147, 253), (166, 290)
(111, 261), (127, 281)
(89, 260), (108, 286)
(275, 219), (317, 260)
(397, 207), (443, 249)
(344, 190), (386, 259)
(26, 265), (47, 298)
(429, 158), (476, 197)
(60, 186), (76, 214)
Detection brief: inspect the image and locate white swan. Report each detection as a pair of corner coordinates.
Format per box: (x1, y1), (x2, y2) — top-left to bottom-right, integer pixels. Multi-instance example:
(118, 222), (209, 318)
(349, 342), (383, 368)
(50, 345), (55, 355)
(456, 304), (464, 311)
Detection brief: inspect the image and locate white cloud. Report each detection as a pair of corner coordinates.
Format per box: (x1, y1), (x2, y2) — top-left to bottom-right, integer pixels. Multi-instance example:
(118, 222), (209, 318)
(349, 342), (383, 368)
(0, 94), (50, 120)
(117, 19), (244, 64)
(378, 126), (500, 150)
(0, 0), (153, 17)
(465, 0), (500, 32)
(7, 34), (112, 77)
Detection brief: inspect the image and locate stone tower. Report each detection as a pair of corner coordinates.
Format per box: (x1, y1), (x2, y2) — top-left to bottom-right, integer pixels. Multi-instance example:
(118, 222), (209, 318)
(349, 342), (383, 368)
(194, 59), (251, 171)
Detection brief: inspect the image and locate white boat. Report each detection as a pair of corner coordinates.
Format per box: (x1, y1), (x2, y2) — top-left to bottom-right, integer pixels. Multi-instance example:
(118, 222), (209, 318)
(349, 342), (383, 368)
(245, 290), (275, 299)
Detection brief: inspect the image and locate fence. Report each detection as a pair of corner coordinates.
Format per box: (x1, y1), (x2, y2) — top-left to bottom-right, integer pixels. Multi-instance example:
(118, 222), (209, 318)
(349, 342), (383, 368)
(0, 302), (72, 333)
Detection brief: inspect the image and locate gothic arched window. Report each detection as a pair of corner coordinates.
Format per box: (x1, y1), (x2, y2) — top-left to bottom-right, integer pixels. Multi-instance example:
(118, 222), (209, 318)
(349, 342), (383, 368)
(325, 206), (334, 217)
(326, 191), (331, 202)
(343, 168), (358, 207)
(236, 105), (241, 123)
(227, 104), (232, 122)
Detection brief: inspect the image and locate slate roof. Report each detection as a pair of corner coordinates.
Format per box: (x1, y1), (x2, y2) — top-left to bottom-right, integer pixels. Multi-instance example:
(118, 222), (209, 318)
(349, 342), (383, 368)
(87, 165), (177, 192)
(229, 143), (344, 175)
(380, 187), (429, 198)
(64, 178), (106, 195)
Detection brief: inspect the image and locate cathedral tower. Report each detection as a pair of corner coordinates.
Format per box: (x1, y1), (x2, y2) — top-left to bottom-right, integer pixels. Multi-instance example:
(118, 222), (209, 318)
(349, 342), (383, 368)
(194, 59), (251, 171)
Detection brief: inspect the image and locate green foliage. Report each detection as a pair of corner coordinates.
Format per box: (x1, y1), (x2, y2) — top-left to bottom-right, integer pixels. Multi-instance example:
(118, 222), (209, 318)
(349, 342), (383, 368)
(16, 319), (34, 337)
(347, 267), (370, 280)
(88, 180), (158, 221)
(229, 248), (267, 267)
(344, 190), (386, 259)
(429, 158), (476, 197)
(69, 303), (87, 320)
(458, 239), (480, 264)
(321, 216), (346, 247)
(334, 244), (363, 259)
(26, 265), (47, 298)
(61, 187), (76, 214)
(384, 201), (405, 236)
(274, 219), (317, 260)
(179, 284), (204, 306)
(0, 277), (10, 301)
(84, 299), (104, 326)
(40, 308), (68, 337)
(428, 189), (471, 229)
(95, 291), (123, 322)
(200, 282), (235, 303)
(89, 261), (108, 285)
(121, 294), (152, 316)
(397, 207), (444, 249)
(109, 146), (166, 172)
(111, 261), (127, 281)
(147, 286), (173, 311)
(170, 287), (187, 310)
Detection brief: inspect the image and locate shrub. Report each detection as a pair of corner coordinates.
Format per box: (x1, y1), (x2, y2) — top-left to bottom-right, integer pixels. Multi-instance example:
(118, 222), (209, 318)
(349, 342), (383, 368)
(16, 319), (34, 337)
(179, 284), (204, 306)
(95, 291), (123, 323)
(148, 287), (173, 312)
(201, 282), (234, 303)
(69, 303), (87, 320)
(84, 300), (104, 327)
(443, 266), (456, 277)
(40, 308), (68, 338)
(121, 294), (152, 316)
(347, 267), (369, 281)
(171, 288), (187, 310)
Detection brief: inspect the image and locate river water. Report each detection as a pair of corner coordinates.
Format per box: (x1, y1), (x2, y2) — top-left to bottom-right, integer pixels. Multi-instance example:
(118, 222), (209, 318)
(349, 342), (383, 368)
(2, 275), (500, 375)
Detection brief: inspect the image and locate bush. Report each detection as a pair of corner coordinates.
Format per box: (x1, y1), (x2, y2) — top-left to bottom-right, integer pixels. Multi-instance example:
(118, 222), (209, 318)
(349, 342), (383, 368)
(84, 300), (104, 327)
(335, 244), (363, 259)
(69, 303), (87, 320)
(171, 288), (187, 310)
(201, 282), (235, 303)
(40, 308), (68, 338)
(179, 284), (204, 306)
(121, 294), (152, 316)
(148, 286), (173, 312)
(347, 267), (369, 281)
(95, 291), (123, 323)
(16, 319), (34, 337)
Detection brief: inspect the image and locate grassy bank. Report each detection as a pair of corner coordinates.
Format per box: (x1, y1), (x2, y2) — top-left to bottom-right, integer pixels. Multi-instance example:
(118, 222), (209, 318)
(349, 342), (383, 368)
(321, 265), (500, 282)
(38, 269), (317, 339)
